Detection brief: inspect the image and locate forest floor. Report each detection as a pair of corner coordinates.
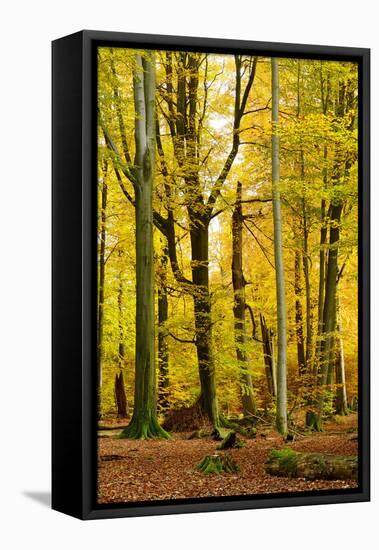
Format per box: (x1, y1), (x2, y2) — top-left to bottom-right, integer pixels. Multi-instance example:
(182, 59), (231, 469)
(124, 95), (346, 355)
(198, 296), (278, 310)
(97, 414), (358, 504)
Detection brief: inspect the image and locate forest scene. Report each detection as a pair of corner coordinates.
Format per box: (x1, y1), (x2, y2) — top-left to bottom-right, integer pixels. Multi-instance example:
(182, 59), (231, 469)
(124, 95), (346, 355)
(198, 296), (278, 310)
(97, 46), (359, 505)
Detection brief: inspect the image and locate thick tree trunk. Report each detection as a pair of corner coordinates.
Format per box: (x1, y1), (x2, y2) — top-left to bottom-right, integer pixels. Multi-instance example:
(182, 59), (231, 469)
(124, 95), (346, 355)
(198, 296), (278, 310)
(158, 246), (169, 412)
(121, 54), (169, 439)
(97, 170), (107, 418)
(190, 221), (219, 426)
(266, 449), (357, 480)
(271, 57), (287, 436)
(232, 181), (257, 416)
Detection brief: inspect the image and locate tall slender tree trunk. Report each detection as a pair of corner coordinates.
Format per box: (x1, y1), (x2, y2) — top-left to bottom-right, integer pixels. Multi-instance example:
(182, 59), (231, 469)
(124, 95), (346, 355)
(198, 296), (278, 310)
(115, 253), (128, 417)
(117, 250), (126, 367)
(306, 68), (330, 429)
(294, 249), (306, 376)
(271, 57), (287, 437)
(121, 54), (169, 439)
(302, 194), (313, 367)
(158, 246), (169, 412)
(335, 296), (348, 415)
(232, 181), (257, 416)
(260, 313), (277, 398)
(97, 168), (107, 418)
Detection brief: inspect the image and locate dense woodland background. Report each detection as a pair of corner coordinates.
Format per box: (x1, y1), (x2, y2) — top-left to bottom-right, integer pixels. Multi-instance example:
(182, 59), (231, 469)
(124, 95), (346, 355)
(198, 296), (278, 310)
(97, 48), (358, 441)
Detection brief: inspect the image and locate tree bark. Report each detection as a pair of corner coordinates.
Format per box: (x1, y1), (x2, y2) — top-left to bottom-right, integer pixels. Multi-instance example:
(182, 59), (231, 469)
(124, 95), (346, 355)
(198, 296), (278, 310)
(158, 245), (169, 412)
(114, 372), (128, 418)
(121, 53), (169, 439)
(190, 220), (219, 425)
(335, 296), (348, 415)
(271, 57), (287, 436)
(117, 250), (126, 368)
(260, 313), (277, 398)
(232, 181), (257, 416)
(294, 249), (306, 376)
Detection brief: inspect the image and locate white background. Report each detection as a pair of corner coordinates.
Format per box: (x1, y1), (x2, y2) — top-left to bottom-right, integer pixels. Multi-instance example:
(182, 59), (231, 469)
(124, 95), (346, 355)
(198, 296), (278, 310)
(1, 1), (376, 548)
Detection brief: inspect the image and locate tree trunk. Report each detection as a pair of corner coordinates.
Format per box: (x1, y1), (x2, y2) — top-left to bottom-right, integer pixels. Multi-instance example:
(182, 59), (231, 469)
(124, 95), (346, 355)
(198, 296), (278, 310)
(294, 249), (306, 376)
(232, 181), (257, 416)
(260, 313), (276, 398)
(335, 297), (348, 415)
(97, 167), (107, 418)
(302, 196), (313, 367)
(266, 449), (357, 480)
(117, 251), (126, 368)
(314, 198), (342, 428)
(158, 245), (169, 412)
(121, 53), (169, 439)
(306, 70), (329, 428)
(271, 57), (287, 436)
(114, 372), (128, 418)
(190, 220), (219, 426)
(115, 253), (128, 417)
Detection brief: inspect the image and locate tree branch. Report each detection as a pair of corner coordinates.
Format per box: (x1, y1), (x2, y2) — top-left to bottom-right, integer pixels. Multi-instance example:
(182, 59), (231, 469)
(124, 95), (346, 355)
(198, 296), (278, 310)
(168, 331), (196, 345)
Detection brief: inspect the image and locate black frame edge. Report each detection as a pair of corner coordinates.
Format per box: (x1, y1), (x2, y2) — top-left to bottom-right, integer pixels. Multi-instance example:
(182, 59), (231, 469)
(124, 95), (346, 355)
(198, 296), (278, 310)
(52, 31), (85, 519)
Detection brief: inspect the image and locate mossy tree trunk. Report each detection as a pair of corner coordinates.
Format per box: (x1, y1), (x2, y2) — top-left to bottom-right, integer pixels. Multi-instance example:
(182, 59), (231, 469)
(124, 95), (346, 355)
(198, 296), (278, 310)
(121, 53), (169, 439)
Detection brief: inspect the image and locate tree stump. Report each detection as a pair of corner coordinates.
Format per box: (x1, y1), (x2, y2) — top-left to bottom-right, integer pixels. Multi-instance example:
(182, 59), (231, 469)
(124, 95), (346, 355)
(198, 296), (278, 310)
(265, 448), (358, 480)
(217, 431), (245, 450)
(196, 454), (239, 474)
(211, 427), (232, 441)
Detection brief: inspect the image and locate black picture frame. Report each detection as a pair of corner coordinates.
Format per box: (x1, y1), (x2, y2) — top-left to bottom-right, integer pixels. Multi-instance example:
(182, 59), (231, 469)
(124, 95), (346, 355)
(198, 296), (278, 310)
(52, 30), (370, 520)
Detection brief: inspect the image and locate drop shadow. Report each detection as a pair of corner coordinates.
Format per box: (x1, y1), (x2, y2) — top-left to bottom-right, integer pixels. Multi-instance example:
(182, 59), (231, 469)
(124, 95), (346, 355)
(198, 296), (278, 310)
(22, 491), (51, 508)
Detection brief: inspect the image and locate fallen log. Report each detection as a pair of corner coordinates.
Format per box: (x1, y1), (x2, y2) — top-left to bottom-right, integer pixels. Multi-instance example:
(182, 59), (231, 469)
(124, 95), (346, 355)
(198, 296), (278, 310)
(196, 454), (239, 474)
(265, 448), (358, 480)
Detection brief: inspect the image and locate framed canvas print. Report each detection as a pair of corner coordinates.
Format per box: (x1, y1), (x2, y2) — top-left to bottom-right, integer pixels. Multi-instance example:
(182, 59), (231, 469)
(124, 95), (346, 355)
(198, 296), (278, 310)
(52, 30), (370, 520)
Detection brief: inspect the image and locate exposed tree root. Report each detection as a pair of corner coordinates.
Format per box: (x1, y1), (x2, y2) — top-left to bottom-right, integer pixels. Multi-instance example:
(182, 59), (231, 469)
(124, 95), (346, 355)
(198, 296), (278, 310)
(119, 415), (170, 440)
